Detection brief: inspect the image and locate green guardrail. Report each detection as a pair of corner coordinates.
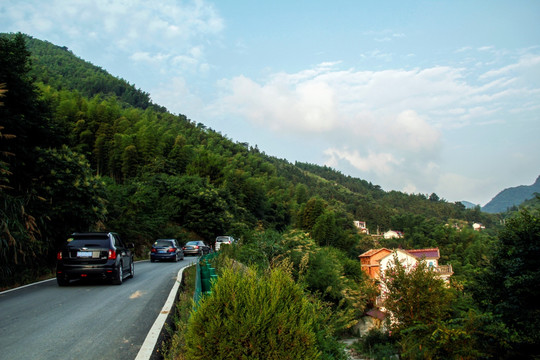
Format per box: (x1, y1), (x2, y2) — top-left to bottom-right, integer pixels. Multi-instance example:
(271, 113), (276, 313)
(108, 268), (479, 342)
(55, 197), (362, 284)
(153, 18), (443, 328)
(193, 252), (219, 308)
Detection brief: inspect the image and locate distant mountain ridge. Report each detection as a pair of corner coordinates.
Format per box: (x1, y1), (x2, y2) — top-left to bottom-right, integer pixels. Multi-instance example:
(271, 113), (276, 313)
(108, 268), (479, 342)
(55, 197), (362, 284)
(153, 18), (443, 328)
(482, 175), (540, 213)
(459, 201), (479, 209)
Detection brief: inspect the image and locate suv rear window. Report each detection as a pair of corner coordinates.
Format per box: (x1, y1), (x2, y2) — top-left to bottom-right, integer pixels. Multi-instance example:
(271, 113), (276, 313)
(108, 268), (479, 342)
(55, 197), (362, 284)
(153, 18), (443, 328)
(155, 240), (174, 247)
(67, 239), (110, 247)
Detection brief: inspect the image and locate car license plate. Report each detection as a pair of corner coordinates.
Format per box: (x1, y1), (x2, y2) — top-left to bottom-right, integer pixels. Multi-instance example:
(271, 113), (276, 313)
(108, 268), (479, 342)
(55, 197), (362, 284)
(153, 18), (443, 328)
(77, 251), (92, 258)
(158, 250), (166, 253)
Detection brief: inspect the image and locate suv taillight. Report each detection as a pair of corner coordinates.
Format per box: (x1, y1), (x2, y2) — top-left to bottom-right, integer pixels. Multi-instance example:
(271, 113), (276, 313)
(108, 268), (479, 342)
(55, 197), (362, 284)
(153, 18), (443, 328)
(57, 251), (62, 260)
(108, 250), (117, 259)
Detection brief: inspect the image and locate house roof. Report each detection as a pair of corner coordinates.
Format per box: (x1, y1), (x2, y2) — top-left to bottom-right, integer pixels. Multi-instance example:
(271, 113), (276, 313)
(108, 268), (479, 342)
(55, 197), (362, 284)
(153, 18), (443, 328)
(366, 308), (386, 320)
(359, 248), (391, 258)
(406, 248), (440, 259)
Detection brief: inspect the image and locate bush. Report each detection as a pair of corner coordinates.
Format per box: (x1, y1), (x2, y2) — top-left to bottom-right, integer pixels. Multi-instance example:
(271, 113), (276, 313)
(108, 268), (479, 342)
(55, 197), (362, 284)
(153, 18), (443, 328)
(184, 265), (322, 359)
(352, 329), (398, 360)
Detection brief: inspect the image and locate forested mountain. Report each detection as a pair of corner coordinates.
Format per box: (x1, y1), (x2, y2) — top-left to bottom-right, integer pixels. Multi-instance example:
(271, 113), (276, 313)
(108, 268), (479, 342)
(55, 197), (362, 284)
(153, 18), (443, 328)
(519, 193), (540, 211)
(3, 33), (539, 359)
(1, 33), (499, 286)
(482, 175), (540, 213)
(24, 36), (165, 111)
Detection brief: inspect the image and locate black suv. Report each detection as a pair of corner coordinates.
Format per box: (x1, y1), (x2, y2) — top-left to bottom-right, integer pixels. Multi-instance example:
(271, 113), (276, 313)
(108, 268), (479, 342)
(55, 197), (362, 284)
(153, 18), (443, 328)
(56, 232), (134, 286)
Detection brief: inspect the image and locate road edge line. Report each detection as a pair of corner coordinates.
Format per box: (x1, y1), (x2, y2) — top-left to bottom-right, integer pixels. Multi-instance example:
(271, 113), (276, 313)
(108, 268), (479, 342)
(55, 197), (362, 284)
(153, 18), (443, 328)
(0, 278), (56, 295)
(0, 260), (149, 295)
(135, 263), (189, 360)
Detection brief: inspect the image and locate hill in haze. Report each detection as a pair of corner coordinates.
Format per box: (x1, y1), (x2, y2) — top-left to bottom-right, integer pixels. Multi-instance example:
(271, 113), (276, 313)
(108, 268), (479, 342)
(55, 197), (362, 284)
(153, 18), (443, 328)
(482, 175), (540, 213)
(459, 200), (480, 209)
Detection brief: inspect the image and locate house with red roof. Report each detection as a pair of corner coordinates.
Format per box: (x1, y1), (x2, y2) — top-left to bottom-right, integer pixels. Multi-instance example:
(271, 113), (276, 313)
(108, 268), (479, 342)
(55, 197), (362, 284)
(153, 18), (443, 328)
(359, 247), (453, 282)
(359, 248), (392, 279)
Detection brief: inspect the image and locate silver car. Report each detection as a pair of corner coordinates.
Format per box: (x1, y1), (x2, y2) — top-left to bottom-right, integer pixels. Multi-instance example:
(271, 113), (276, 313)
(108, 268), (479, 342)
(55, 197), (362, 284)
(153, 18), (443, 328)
(182, 240), (211, 256)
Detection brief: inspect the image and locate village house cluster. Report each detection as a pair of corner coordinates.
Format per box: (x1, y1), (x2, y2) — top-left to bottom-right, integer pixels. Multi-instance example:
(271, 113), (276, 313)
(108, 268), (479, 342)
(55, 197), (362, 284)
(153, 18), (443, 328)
(354, 220), (455, 334)
(355, 247), (454, 333)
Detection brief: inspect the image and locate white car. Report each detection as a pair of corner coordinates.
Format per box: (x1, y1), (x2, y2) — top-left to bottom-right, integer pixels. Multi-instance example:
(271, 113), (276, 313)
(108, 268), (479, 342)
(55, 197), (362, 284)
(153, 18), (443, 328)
(215, 236), (235, 251)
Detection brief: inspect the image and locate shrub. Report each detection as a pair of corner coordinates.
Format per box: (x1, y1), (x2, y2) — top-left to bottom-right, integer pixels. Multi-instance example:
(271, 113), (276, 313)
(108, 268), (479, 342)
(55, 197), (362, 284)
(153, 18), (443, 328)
(184, 266), (322, 359)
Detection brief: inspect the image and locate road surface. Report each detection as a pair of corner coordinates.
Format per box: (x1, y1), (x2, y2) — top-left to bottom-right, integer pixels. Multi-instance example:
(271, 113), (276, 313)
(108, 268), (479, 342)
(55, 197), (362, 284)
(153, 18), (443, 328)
(0, 258), (195, 360)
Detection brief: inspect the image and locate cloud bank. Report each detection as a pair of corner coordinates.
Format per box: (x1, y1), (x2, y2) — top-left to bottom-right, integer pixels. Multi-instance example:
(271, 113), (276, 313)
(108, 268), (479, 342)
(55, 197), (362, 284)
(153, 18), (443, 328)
(212, 52), (540, 201)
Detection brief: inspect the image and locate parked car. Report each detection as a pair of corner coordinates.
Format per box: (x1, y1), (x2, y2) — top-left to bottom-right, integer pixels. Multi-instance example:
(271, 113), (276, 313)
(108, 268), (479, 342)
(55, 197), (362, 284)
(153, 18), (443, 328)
(151, 239), (184, 262)
(183, 240), (211, 256)
(56, 232), (134, 286)
(215, 236), (235, 251)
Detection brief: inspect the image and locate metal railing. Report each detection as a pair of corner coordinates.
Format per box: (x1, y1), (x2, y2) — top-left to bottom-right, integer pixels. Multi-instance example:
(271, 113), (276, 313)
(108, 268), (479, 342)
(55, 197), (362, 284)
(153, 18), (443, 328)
(193, 252), (219, 309)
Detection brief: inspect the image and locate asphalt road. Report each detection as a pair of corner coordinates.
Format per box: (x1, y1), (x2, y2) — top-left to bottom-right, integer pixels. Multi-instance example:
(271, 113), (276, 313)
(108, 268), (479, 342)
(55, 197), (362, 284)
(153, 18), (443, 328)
(0, 258), (196, 360)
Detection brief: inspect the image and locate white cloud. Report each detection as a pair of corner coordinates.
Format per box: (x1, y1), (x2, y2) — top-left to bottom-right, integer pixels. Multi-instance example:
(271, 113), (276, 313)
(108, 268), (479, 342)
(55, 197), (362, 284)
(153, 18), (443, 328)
(1, 0), (223, 75)
(478, 46), (495, 52)
(480, 54), (540, 81)
(151, 76), (204, 117)
(131, 52), (170, 64)
(324, 148), (402, 176)
(389, 110), (440, 151)
(436, 173), (493, 205)
(212, 51), (540, 201)
(214, 74), (338, 133)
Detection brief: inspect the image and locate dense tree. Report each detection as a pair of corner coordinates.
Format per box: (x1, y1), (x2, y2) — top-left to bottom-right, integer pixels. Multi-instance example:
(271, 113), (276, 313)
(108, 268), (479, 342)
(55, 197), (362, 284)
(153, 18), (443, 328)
(31, 146), (107, 248)
(300, 197), (327, 230)
(379, 257), (492, 359)
(0, 33), (62, 190)
(311, 211), (339, 247)
(0, 34), (105, 286)
(381, 257), (455, 335)
(474, 210), (540, 358)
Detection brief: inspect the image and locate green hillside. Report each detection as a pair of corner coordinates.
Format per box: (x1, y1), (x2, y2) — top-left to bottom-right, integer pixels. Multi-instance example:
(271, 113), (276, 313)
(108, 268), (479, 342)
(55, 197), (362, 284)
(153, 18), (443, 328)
(1, 32), (498, 285)
(24, 35), (163, 111)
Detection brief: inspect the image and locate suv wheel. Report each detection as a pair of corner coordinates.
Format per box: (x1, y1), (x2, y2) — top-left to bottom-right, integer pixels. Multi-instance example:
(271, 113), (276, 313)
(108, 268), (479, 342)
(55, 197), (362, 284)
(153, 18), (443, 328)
(57, 276), (69, 286)
(128, 260), (134, 278)
(112, 263), (123, 285)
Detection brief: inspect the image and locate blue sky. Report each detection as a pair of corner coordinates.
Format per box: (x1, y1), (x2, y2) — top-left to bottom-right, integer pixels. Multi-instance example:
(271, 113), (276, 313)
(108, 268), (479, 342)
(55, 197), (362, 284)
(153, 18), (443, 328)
(2, 0), (539, 206)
